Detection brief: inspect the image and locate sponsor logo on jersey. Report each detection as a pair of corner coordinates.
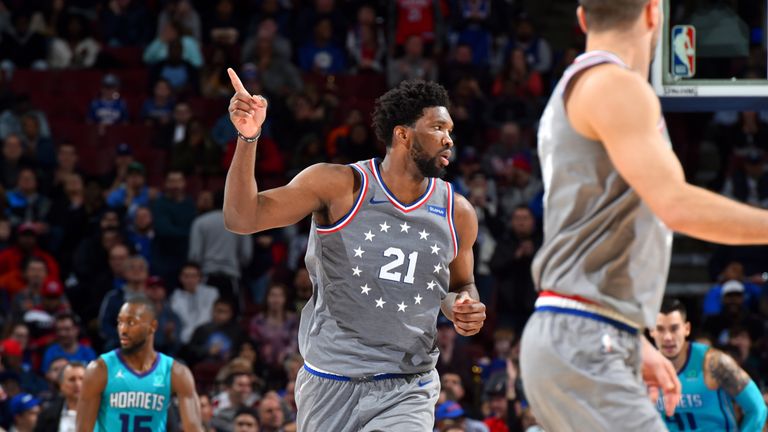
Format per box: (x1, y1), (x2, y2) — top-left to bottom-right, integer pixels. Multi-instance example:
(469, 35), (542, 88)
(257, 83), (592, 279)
(427, 205), (446, 217)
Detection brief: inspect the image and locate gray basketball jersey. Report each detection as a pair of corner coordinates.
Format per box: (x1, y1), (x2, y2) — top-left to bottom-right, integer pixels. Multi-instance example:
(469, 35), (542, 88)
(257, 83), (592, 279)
(299, 158), (458, 376)
(531, 50), (673, 328)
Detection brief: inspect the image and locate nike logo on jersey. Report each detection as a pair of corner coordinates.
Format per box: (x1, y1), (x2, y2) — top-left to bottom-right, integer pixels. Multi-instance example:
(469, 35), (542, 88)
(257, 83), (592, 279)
(369, 197), (388, 205)
(417, 379), (433, 387)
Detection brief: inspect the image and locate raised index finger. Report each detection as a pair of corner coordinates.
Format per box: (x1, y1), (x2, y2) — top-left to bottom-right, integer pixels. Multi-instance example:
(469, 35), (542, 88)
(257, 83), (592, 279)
(227, 67), (248, 94)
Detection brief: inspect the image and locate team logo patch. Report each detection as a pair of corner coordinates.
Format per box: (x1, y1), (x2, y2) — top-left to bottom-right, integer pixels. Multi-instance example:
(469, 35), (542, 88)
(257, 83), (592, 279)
(427, 205), (446, 217)
(153, 374), (164, 387)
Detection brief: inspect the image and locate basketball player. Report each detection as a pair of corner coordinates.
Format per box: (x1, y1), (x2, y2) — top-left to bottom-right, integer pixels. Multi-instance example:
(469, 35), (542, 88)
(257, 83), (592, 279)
(651, 298), (767, 431)
(224, 70), (486, 431)
(520, 0), (768, 430)
(75, 298), (203, 431)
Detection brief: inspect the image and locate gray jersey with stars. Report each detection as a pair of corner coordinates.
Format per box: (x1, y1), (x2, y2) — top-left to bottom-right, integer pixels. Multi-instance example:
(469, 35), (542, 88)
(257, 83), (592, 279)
(299, 158), (459, 377)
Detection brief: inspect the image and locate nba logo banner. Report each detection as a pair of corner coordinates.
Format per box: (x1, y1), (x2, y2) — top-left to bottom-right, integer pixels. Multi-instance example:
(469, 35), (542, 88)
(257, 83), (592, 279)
(671, 25), (696, 78)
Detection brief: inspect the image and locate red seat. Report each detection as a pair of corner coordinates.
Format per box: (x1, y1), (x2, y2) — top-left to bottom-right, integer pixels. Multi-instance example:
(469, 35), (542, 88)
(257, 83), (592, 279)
(101, 46), (144, 68)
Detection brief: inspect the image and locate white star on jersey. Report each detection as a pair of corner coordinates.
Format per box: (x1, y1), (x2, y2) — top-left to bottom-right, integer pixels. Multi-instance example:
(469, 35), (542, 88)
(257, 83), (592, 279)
(397, 302), (408, 312)
(418, 230), (430, 240)
(360, 284), (371, 295)
(426, 281), (437, 290)
(352, 266), (362, 276)
(364, 230), (375, 241)
(375, 298), (386, 308)
(433, 263), (442, 274)
(431, 244), (440, 255)
(353, 246), (365, 257)
(379, 221), (390, 232)
(414, 294), (423, 304)
(400, 222), (410, 233)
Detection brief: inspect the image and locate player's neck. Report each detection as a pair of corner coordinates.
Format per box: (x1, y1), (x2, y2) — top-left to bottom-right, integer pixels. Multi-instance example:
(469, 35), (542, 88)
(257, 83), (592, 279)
(585, 33), (652, 80)
(671, 342), (690, 372)
(379, 154), (430, 200)
(120, 346), (157, 373)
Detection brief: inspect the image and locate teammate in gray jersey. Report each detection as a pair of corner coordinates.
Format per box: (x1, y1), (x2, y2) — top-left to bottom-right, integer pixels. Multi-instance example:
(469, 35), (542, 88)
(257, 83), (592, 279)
(520, 0), (768, 431)
(223, 70), (486, 431)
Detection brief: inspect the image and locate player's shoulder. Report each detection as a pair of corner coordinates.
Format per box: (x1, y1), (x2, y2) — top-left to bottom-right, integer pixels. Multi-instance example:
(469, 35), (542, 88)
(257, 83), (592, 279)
(296, 162), (365, 194)
(577, 64), (657, 103)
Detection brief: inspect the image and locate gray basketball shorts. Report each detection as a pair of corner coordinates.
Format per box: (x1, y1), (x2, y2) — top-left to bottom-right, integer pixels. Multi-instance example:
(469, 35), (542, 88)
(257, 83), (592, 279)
(295, 364), (440, 432)
(520, 306), (667, 432)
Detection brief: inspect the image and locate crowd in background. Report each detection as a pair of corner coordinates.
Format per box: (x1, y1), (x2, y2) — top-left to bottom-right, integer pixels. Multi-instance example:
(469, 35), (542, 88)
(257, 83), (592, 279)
(0, 0), (767, 431)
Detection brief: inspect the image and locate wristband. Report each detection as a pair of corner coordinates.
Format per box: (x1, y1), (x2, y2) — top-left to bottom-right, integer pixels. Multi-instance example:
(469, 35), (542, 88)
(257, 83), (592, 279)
(238, 129), (261, 143)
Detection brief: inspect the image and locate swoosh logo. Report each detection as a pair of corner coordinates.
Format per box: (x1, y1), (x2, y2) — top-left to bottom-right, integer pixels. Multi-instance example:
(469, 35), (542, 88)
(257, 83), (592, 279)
(417, 379), (433, 387)
(369, 197), (388, 205)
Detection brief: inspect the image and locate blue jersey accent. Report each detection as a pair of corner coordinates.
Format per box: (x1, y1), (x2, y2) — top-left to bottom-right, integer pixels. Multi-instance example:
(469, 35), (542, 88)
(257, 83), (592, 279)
(658, 343), (737, 431)
(95, 350), (173, 432)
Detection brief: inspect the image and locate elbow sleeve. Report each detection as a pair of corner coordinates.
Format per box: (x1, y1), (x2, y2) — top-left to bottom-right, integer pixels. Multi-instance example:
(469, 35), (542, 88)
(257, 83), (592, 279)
(735, 380), (767, 432)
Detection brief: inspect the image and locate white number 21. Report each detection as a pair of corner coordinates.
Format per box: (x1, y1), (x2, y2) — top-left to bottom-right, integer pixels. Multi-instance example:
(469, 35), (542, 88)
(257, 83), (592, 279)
(379, 247), (419, 284)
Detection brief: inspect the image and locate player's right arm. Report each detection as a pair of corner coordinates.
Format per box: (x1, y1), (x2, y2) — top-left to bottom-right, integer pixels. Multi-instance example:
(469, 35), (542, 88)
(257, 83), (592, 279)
(567, 65), (768, 245)
(222, 68), (344, 234)
(705, 349), (767, 431)
(75, 358), (107, 432)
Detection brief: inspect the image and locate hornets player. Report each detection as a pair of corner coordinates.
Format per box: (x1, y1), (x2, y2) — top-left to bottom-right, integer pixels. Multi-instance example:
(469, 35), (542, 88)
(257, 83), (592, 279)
(651, 298), (766, 431)
(75, 297), (203, 431)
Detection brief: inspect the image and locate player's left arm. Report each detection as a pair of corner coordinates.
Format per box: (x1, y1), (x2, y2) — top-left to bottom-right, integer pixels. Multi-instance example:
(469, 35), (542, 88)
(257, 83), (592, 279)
(171, 361), (204, 432)
(443, 193), (486, 336)
(706, 349), (767, 431)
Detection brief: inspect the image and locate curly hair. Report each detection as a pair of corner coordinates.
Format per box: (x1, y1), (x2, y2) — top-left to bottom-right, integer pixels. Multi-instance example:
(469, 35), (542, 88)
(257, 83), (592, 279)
(372, 80), (450, 147)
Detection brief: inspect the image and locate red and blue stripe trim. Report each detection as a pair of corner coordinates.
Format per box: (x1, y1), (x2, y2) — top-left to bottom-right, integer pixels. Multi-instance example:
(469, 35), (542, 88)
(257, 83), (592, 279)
(446, 181), (458, 258)
(369, 159), (435, 213)
(316, 164), (368, 234)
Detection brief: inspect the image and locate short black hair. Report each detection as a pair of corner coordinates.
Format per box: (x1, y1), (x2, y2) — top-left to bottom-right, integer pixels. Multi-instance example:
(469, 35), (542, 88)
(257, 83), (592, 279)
(181, 261), (202, 273)
(123, 295), (157, 320)
(659, 298), (687, 321)
(372, 80), (450, 147)
(234, 406), (259, 424)
(579, 0), (649, 32)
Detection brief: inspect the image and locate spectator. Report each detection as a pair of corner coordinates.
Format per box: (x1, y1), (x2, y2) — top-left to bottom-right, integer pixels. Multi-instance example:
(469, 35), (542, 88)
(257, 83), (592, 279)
(7, 257), (50, 321)
(298, 18), (346, 75)
(19, 115), (55, 170)
(482, 373), (512, 432)
(333, 123), (376, 164)
(48, 173), (88, 276)
(0, 225), (60, 297)
(40, 313), (95, 374)
(721, 149), (768, 208)
(182, 298), (242, 366)
(140, 79), (176, 126)
(157, 0), (202, 42)
(232, 406), (260, 432)
(145, 276), (182, 356)
(144, 20), (203, 68)
(199, 393), (215, 432)
(49, 144), (80, 204)
(0, 95), (51, 142)
(188, 192), (252, 299)
(200, 46), (234, 99)
(100, 0), (152, 47)
(7, 323), (32, 372)
(387, 35), (437, 88)
(492, 48), (544, 100)
(703, 280), (765, 345)
(97, 255), (149, 350)
(496, 157), (541, 220)
(452, 0), (493, 66)
(170, 120), (222, 177)
(489, 206), (540, 330)
(346, 4), (385, 73)
(151, 171), (196, 283)
(205, 0), (243, 46)
(149, 39), (200, 96)
(2, 339), (46, 395)
(211, 372), (258, 432)
(154, 102), (194, 150)
(441, 44), (491, 96)
(126, 206), (154, 266)
(0, 134), (33, 190)
(23, 280), (72, 350)
(435, 316), (474, 391)
(47, 14), (101, 69)
(240, 18), (292, 64)
(40, 357), (68, 404)
(502, 16), (552, 75)
(389, 0), (443, 51)
(170, 262), (219, 344)
(6, 168), (51, 230)
(8, 393), (41, 432)
(104, 143), (135, 195)
(106, 161), (150, 221)
(258, 391), (287, 432)
(242, 38), (303, 98)
(0, 10), (48, 71)
(86, 74), (129, 126)
(33, 362), (84, 432)
(702, 262), (762, 317)
(248, 283), (299, 371)
(434, 400), (489, 432)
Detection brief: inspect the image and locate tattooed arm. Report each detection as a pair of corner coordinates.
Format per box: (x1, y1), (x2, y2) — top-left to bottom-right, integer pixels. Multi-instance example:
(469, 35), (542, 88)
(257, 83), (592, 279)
(705, 349), (767, 431)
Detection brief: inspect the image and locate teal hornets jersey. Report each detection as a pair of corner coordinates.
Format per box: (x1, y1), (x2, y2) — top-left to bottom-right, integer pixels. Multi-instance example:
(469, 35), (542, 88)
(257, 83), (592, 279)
(657, 342), (737, 431)
(96, 349), (173, 432)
